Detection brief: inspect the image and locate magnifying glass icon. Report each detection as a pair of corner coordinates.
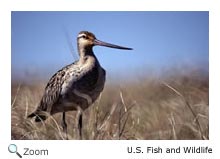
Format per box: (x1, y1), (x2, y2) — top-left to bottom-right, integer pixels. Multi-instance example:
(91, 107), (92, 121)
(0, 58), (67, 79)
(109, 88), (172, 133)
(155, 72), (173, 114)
(8, 144), (22, 158)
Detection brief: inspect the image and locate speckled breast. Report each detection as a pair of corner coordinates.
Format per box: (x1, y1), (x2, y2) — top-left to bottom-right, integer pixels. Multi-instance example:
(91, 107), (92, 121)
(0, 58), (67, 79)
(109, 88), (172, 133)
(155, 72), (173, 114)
(75, 64), (106, 105)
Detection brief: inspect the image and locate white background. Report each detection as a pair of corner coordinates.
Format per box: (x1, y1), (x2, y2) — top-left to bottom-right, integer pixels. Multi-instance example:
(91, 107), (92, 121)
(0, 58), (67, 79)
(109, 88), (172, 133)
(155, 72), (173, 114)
(0, 0), (220, 159)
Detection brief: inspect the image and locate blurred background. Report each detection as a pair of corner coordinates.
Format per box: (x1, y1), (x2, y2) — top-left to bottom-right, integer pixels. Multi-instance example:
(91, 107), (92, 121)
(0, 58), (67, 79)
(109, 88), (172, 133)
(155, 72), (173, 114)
(12, 11), (208, 82)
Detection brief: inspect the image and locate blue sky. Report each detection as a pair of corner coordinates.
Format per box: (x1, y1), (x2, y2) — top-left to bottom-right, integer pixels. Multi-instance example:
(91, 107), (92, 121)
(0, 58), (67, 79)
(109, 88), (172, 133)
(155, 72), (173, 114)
(11, 11), (208, 81)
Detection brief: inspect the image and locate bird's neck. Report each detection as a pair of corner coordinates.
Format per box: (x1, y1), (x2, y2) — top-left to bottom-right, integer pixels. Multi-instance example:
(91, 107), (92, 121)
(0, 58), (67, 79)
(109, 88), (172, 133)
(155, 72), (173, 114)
(78, 44), (94, 57)
(78, 46), (98, 65)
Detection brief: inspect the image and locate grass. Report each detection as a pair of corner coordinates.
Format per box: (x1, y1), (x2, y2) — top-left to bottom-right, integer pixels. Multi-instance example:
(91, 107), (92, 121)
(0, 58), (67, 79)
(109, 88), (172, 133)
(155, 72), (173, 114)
(11, 68), (209, 140)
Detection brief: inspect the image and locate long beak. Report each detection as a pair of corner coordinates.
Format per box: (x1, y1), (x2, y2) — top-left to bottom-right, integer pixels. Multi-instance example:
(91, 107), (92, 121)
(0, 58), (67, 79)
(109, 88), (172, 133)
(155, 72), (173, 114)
(94, 39), (133, 50)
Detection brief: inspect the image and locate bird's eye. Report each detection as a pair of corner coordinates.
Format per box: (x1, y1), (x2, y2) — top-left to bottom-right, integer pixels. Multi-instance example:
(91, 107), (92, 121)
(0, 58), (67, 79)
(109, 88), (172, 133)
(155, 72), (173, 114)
(82, 35), (87, 39)
(77, 34), (89, 39)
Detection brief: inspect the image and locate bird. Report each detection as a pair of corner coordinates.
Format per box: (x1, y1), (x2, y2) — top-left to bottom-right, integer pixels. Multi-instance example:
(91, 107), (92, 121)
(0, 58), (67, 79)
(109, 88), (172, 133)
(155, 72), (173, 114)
(28, 31), (132, 139)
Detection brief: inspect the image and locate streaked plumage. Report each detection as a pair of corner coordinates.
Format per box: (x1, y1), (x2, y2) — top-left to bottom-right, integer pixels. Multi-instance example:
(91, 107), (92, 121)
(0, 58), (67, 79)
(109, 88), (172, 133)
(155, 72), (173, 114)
(28, 31), (132, 139)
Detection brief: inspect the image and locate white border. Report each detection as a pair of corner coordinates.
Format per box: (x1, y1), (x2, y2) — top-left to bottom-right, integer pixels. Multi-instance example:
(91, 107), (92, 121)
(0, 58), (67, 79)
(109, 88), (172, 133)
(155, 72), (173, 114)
(1, 0), (220, 159)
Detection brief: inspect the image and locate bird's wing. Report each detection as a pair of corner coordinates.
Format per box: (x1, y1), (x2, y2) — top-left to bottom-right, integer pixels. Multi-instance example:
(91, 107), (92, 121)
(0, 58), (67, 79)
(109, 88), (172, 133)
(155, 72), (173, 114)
(37, 62), (80, 113)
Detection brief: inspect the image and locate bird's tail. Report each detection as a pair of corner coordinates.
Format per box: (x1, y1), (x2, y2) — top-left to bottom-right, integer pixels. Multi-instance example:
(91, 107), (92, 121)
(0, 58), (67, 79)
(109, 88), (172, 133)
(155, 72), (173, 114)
(27, 111), (47, 122)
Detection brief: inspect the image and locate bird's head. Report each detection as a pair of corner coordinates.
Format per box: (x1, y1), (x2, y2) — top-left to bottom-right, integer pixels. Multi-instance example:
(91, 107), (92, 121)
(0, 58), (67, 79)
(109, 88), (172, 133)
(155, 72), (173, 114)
(77, 31), (133, 50)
